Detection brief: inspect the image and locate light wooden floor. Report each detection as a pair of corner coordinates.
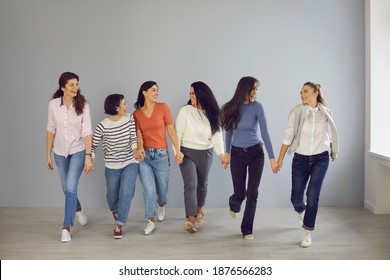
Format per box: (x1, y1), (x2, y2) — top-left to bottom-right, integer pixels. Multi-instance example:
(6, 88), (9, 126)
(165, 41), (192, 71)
(0, 207), (389, 260)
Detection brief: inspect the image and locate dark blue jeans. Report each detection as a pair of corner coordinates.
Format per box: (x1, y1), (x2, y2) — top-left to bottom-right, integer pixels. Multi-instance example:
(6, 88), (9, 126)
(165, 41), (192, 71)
(291, 151), (329, 230)
(229, 143), (264, 236)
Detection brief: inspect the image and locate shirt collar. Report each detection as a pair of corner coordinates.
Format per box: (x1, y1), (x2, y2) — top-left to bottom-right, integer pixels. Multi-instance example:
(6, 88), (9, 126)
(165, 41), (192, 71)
(304, 104), (319, 113)
(60, 97), (74, 109)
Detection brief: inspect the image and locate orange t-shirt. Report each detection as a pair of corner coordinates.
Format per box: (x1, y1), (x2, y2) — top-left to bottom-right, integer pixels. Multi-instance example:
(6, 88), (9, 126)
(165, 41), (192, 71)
(133, 103), (173, 149)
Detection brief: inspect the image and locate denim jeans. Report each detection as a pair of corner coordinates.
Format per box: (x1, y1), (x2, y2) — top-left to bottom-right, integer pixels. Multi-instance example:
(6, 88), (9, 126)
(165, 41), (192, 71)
(179, 147), (213, 217)
(105, 163), (139, 226)
(139, 148), (170, 219)
(229, 143), (264, 236)
(291, 151), (330, 230)
(54, 150), (85, 227)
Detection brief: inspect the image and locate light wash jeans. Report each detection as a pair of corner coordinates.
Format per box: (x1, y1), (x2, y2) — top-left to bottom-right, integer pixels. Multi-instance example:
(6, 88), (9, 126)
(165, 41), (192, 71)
(105, 163), (139, 226)
(291, 151), (330, 230)
(54, 150), (85, 227)
(139, 148), (170, 219)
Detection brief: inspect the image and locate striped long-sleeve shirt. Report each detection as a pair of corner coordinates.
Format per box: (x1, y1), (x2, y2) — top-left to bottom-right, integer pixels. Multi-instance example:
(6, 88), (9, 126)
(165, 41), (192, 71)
(91, 113), (138, 169)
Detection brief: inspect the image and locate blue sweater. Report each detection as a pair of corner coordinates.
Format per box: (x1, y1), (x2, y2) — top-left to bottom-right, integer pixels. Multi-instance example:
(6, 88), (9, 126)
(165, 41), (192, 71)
(225, 101), (275, 159)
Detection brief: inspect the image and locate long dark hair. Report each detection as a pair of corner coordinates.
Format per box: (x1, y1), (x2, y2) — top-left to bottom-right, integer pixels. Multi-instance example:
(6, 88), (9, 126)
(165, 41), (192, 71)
(220, 76), (259, 130)
(52, 72), (86, 116)
(189, 81), (221, 135)
(134, 81), (158, 109)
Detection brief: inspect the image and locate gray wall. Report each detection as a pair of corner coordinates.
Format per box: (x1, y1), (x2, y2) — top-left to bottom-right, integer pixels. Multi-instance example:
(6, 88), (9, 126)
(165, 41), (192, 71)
(0, 0), (365, 209)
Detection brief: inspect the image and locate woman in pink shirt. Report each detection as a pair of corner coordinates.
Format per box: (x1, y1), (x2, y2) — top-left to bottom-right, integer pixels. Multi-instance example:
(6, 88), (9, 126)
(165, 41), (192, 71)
(133, 81), (184, 235)
(46, 72), (93, 242)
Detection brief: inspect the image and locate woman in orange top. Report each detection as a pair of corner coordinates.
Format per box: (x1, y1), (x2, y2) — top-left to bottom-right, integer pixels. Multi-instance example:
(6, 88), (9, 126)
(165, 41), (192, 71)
(133, 81), (184, 235)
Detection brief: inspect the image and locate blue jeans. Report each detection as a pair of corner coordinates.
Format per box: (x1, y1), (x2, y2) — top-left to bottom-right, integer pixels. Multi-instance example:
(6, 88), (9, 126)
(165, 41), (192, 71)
(291, 151), (330, 230)
(54, 150), (85, 227)
(139, 148), (170, 219)
(105, 163), (139, 226)
(229, 143), (264, 236)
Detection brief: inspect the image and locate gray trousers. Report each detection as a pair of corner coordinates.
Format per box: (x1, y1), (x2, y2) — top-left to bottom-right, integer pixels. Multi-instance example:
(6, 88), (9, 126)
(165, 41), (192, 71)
(179, 146), (213, 217)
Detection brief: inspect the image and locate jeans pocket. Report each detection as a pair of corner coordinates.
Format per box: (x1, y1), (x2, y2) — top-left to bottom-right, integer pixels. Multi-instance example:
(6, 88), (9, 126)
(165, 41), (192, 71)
(157, 149), (168, 157)
(292, 153), (304, 166)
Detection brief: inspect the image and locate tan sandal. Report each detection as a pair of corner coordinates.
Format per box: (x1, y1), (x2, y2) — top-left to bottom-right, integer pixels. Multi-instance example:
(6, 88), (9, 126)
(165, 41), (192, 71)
(196, 212), (204, 223)
(184, 221), (197, 233)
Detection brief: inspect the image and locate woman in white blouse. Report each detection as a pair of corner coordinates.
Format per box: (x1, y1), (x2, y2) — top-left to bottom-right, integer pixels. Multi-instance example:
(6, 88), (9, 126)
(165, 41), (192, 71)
(46, 72), (93, 242)
(277, 82), (339, 248)
(175, 82), (227, 233)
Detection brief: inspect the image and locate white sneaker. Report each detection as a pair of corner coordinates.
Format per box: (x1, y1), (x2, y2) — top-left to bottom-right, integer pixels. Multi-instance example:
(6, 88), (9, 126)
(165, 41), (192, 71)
(301, 229), (312, 247)
(298, 210), (305, 226)
(244, 234), (254, 240)
(157, 206), (165, 221)
(144, 221), (155, 235)
(229, 210), (237, 218)
(61, 229), (71, 242)
(76, 209), (88, 225)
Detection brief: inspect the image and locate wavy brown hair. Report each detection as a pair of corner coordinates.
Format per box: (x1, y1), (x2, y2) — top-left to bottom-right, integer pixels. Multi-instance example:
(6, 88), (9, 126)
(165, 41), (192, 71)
(52, 72), (86, 115)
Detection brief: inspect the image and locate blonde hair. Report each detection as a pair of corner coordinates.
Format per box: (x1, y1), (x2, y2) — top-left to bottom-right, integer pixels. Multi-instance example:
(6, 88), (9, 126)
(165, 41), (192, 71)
(303, 81), (327, 106)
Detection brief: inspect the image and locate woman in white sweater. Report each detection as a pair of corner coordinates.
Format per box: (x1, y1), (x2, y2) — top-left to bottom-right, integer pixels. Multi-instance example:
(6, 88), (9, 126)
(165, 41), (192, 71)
(175, 81), (227, 233)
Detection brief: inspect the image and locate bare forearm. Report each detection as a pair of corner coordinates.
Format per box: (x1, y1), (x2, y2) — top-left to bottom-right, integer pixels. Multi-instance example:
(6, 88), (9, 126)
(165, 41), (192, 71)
(277, 144), (289, 163)
(167, 124), (180, 154)
(83, 135), (92, 154)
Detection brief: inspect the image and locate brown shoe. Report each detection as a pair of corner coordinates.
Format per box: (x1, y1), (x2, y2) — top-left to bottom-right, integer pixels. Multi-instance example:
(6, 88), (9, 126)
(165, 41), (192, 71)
(183, 217), (197, 233)
(196, 212), (204, 223)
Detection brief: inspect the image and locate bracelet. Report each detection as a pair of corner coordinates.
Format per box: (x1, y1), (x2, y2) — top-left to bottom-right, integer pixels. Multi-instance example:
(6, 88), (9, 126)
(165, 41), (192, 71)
(85, 153), (91, 156)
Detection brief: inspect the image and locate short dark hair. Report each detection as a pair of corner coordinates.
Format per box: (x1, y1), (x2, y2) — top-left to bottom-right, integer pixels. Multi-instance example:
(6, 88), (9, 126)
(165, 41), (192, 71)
(104, 94), (124, 115)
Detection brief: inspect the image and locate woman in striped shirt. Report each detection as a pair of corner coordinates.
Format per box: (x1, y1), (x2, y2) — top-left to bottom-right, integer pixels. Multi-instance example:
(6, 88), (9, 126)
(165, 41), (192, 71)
(91, 94), (141, 239)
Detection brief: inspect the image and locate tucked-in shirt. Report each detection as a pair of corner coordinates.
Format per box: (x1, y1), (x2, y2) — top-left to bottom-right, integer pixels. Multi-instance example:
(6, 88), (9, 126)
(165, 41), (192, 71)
(91, 113), (138, 169)
(133, 103), (172, 149)
(47, 97), (92, 157)
(225, 101), (275, 159)
(175, 105), (224, 155)
(282, 105), (332, 156)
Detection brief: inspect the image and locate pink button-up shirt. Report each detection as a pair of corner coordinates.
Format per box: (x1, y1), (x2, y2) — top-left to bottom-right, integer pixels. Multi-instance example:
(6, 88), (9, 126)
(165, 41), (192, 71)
(47, 97), (92, 157)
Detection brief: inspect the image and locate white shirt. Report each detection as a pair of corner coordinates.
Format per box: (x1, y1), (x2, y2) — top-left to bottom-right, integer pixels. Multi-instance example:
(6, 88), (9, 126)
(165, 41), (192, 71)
(175, 105), (224, 155)
(283, 105), (331, 156)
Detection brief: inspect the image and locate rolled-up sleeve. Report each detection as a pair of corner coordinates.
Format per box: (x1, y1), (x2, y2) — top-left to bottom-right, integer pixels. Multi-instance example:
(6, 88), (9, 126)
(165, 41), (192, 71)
(282, 110), (295, 145)
(81, 103), (92, 138)
(47, 101), (56, 134)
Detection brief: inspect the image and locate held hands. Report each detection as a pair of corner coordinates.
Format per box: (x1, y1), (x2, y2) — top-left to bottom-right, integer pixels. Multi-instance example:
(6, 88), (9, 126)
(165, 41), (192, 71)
(270, 158), (279, 174)
(134, 148), (145, 161)
(84, 156), (94, 173)
(175, 150), (184, 165)
(220, 153), (230, 169)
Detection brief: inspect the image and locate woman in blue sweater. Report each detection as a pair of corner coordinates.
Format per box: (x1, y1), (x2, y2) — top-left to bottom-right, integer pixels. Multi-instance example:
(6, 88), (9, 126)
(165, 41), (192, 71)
(221, 76), (278, 240)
